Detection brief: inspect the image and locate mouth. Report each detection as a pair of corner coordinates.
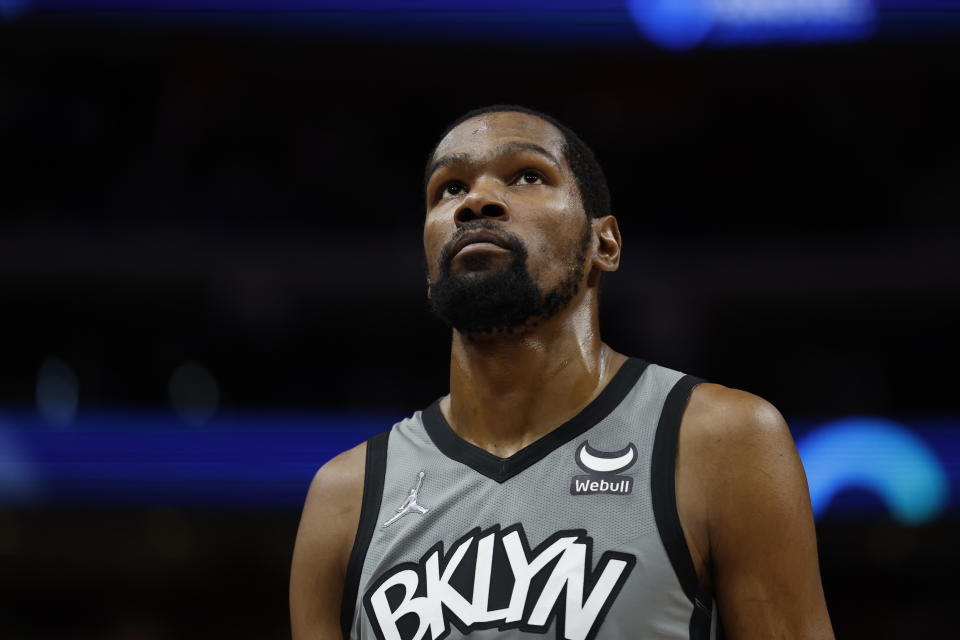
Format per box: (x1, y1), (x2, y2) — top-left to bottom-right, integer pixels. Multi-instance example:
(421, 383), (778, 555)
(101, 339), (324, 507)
(449, 229), (513, 259)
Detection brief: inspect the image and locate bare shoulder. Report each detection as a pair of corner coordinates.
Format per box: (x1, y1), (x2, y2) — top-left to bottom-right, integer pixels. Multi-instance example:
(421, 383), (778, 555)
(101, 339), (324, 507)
(679, 383), (834, 639)
(679, 382), (800, 487)
(684, 382), (792, 450)
(675, 383), (795, 581)
(290, 441), (368, 640)
(298, 441), (368, 572)
(679, 382), (807, 543)
(309, 441), (367, 504)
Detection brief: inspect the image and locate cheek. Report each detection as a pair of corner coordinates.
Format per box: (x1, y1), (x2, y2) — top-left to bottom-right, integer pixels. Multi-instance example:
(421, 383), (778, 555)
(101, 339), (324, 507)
(525, 231), (571, 280)
(532, 199), (586, 258)
(526, 225), (588, 285)
(423, 220), (447, 277)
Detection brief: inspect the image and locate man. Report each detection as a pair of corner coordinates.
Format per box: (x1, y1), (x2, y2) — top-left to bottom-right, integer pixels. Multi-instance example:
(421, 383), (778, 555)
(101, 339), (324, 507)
(290, 105), (833, 640)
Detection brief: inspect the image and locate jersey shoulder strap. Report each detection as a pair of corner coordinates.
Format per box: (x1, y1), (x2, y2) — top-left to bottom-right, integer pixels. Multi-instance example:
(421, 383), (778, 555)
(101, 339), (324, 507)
(650, 373), (717, 637)
(340, 429), (390, 638)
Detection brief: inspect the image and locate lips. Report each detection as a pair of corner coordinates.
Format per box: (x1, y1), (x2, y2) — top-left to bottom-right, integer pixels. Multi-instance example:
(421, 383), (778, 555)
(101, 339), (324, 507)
(449, 229), (513, 258)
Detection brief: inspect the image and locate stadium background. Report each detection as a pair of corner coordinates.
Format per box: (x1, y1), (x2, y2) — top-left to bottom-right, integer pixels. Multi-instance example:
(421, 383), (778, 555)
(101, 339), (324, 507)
(1, 1), (959, 638)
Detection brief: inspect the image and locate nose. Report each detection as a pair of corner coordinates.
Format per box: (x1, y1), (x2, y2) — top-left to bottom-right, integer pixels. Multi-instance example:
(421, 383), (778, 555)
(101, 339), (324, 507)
(454, 184), (509, 227)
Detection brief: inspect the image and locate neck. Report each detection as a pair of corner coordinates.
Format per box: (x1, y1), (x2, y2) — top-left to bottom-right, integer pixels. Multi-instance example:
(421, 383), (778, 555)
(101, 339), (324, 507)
(442, 295), (627, 458)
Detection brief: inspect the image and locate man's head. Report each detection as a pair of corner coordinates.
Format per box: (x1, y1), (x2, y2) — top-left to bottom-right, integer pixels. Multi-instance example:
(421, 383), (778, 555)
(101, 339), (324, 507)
(422, 106), (621, 337)
(424, 105), (611, 220)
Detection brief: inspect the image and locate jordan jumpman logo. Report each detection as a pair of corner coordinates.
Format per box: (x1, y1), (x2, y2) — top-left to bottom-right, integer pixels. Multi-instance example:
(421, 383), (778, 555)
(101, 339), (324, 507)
(382, 471), (430, 528)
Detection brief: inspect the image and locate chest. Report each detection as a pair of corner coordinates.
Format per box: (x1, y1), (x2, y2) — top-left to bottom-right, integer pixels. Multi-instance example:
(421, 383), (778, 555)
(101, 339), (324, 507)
(359, 429), (663, 640)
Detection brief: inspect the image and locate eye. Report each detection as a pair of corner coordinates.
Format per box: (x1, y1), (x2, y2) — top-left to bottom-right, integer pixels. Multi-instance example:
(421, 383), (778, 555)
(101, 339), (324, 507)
(439, 181), (467, 199)
(515, 171), (544, 185)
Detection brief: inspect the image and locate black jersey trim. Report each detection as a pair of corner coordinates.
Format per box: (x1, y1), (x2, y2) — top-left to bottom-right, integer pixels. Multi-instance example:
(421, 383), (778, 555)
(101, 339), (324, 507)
(421, 357), (649, 483)
(340, 428), (390, 639)
(649, 373), (718, 639)
(689, 594), (714, 640)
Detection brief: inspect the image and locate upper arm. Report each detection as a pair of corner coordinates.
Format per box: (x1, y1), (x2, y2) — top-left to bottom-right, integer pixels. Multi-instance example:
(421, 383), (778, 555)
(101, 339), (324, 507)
(679, 384), (834, 639)
(290, 442), (366, 640)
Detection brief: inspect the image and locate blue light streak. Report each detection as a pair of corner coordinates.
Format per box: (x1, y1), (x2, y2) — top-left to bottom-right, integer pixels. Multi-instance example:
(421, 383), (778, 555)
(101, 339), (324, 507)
(627, 0), (875, 50)
(0, 410), (390, 508)
(0, 409), (957, 522)
(10, 0), (886, 48)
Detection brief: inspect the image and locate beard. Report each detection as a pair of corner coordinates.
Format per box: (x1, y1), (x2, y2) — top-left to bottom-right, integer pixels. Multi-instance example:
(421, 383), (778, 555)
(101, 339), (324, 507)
(428, 220), (588, 336)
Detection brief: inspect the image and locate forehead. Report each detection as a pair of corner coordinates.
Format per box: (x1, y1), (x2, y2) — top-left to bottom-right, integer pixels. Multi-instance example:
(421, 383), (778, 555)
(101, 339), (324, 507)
(432, 111), (566, 164)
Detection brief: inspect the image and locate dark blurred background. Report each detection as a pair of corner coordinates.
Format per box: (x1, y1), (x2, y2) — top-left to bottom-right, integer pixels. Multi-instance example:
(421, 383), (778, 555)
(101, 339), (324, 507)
(1, 1), (959, 638)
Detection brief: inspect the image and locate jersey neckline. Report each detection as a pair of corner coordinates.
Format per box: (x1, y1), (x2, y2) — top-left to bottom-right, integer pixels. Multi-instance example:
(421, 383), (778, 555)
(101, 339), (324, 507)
(421, 357), (650, 483)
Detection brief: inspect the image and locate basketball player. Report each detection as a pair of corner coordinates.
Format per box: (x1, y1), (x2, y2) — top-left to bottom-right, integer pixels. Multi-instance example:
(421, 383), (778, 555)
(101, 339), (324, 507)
(290, 106), (834, 639)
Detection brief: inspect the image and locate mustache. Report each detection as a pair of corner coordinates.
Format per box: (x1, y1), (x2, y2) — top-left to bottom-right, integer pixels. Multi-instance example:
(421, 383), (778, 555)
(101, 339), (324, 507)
(438, 221), (527, 272)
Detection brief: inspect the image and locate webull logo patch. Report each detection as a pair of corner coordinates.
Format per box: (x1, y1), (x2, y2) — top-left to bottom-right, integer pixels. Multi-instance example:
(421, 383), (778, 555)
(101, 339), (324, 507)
(570, 441), (637, 496)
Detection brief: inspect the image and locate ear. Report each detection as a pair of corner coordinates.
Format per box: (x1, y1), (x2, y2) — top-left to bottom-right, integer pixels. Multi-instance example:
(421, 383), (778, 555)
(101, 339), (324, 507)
(589, 215), (621, 283)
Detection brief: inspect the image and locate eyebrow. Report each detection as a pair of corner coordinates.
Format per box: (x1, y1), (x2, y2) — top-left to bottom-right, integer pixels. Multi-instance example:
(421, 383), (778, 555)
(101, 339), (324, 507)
(426, 141), (562, 183)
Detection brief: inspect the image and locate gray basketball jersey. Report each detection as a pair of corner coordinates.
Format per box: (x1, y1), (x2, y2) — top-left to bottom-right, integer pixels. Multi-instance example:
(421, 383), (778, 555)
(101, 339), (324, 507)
(341, 359), (722, 640)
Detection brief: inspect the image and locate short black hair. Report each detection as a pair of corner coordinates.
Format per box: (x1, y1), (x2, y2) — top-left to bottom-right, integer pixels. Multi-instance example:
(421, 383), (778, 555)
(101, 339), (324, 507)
(425, 105), (611, 219)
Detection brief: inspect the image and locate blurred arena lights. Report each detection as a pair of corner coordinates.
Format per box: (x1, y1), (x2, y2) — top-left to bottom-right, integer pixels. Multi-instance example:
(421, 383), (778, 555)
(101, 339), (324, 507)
(168, 361), (220, 427)
(0, 0), (30, 19)
(796, 417), (950, 525)
(627, 0), (875, 49)
(0, 423), (38, 504)
(0, 410), (957, 521)
(34, 356), (78, 428)
(12, 1), (960, 47)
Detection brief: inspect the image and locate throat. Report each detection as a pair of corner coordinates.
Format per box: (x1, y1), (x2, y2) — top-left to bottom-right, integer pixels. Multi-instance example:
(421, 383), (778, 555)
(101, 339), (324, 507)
(443, 344), (627, 458)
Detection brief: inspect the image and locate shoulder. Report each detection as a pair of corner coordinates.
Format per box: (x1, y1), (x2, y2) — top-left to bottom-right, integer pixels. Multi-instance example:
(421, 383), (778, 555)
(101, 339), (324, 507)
(304, 440), (368, 528)
(678, 381), (813, 559)
(295, 440), (369, 575)
(290, 440), (371, 638)
(311, 439), (368, 496)
(681, 382), (794, 464)
(676, 387), (834, 637)
(675, 383), (804, 577)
